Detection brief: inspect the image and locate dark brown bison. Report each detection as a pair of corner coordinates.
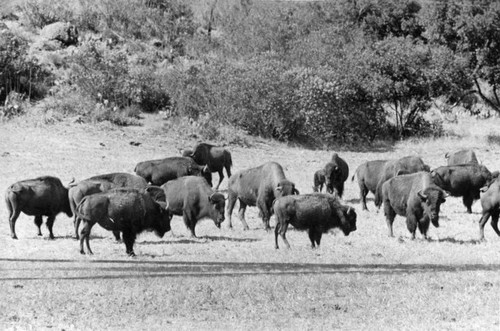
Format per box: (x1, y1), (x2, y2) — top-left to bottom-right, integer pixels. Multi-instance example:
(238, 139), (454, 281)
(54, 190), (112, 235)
(273, 193), (357, 249)
(76, 187), (171, 256)
(374, 156), (430, 208)
(324, 153), (349, 197)
(445, 149), (478, 166)
(134, 156), (212, 187)
(69, 172), (148, 240)
(431, 164), (497, 213)
(227, 161), (299, 231)
(162, 176), (226, 237)
(5, 176), (72, 239)
(382, 172), (447, 239)
(184, 143), (233, 190)
(312, 169), (326, 192)
(478, 177), (500, 240)
(352, 160), (389, 210)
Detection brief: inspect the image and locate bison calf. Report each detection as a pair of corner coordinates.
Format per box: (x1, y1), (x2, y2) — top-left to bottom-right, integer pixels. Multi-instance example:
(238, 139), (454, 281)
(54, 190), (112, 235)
(76, 187), (171, 256)
(312, 169), (326, 192)
(6, 176), (72, 239)
(162, 176), (226, 237)
(273, 193), (357, 249)
(382, 172), (447, 239)
(184, 143), (233, 190)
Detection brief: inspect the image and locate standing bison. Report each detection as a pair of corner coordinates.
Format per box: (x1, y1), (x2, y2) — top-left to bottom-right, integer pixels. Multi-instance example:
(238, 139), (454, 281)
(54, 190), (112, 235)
(184, 143), (233, 190)
(6, 176), (73, 239)
(445, 149), (478, 166)
(162, 176), (226, 237)
(352, 160), (389, 210)
(134, 156), (212, 187)
(274, 193), (357, 249)
(324, 153), (349, 197)
(374, 156), (430, 208)
(69, 172), (148, 240)
(382, 172), (447, 239)
(478, 177), (500, 240)
(431, 164), (497, 213)
(227, 161), (299, 231)
(76, 187), (171, 256)
(312, 169), (326, 193)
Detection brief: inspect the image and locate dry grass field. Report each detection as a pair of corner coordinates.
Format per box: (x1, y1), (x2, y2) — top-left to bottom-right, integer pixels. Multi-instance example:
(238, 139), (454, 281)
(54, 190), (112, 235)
(0, 113), (499, 330)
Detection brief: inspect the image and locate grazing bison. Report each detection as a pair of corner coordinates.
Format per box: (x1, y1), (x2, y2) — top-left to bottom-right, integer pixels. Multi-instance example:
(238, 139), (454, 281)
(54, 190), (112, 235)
(76, 187), (171, 256)
(134, 156), (212, 187)
(374, 156), (430, 208)
(352, 160), (389, 210)
(445, 149), (478, 166)
(312, 169), (326, 192)
(227, 161), (299, 231)
(184, 143), (233, 190)
(162, 176), (226, 237)
(69, 173), (148, 240)
(382, 172), (447, 239)
(324, 153), (349, 197)
(5, 176), (72, 239)
(273, 193), (357, 249)
(431, 164), (498, 213)
(478, 177), (500, 240)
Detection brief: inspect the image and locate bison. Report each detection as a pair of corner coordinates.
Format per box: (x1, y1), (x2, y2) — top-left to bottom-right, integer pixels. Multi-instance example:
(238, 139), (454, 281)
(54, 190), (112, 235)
(273, 193), (357, 249)
(6, 176), (73, 239)
(374, 156), (430, 208)
(382, 172), (447, 239)
(76, 187), (171, 256)
(162, 176), (226, 237)
(478, 177), (500, 241)
(445, 149), (478, 166)
(69, 172), (148, 240)
(227, 161), (299, 231)
(351, 160), (389, 210)
(134, 156), (212, 187)
(312, 169), (326, 193)
(324, 153), (349, 197)
(183, 143), (233, 190)
(431, 164), (497, 213)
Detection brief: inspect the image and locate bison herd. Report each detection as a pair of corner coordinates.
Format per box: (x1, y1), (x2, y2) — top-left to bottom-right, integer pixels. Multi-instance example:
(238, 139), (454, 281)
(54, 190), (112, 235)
(5, 144), (500, 256)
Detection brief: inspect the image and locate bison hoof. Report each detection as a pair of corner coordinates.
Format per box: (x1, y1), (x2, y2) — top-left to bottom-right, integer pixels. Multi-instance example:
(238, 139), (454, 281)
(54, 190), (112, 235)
(128, 252), (136, 257)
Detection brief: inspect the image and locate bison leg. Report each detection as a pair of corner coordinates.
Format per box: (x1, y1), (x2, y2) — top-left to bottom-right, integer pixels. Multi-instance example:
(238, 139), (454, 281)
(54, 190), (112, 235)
(308, 228), (321, 248)
(113, 231), (121, 242)
(34, 215), (43, 237)
(279, 222), (290, 249)
(46, 215), (56, 240)
(406, 214), (418, 240)
(478, 210), (491, 241)
(74, 216), (81, 240)
(122, 230), (136, 257)
(237, 201), (250, 231)
(257, 199), (271, 231)
(274, 222), (281, 249)
(384, 202), (396, 237)
(183, 211), (197, 238)
(80, 221), (94, 255)
(359, 183), (369, 211)
(463, 194), (474, 214)
(6, 197), (20, 239)
(216, 169), (224, 190)
(490, 210), (500, 238)
(226, 191), (238, 229)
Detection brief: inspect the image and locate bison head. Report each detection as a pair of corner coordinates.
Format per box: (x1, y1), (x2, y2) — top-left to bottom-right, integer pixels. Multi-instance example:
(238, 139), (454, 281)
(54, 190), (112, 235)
(146, 186), (171, 237)
(338, 206), (357, 236)
(418, 188), (447, 228)
(208, 192), (226, 228)
(275, 180), (298, 199)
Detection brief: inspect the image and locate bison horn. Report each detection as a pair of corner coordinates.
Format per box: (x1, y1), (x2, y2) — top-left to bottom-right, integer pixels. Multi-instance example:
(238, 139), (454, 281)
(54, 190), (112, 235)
(417, 190), (427, 200)
(347, 206), (352, 214)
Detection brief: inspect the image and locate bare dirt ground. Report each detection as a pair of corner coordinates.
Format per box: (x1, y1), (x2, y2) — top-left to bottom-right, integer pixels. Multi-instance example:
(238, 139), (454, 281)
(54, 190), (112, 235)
(0, 113), (499, 330)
